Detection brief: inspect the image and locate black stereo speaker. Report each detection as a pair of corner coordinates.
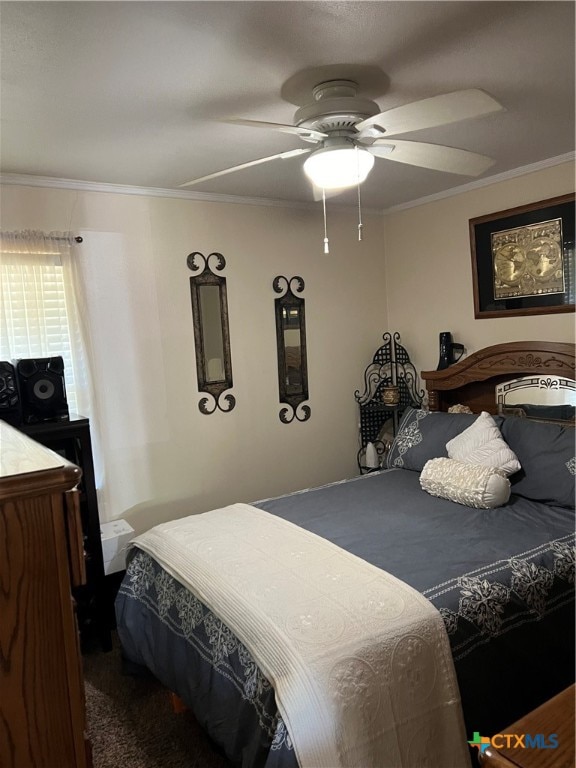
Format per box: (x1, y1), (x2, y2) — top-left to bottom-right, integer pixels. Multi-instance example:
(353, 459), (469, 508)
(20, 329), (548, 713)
(0, 361), (23, 426)
(16, 356), (70, 424)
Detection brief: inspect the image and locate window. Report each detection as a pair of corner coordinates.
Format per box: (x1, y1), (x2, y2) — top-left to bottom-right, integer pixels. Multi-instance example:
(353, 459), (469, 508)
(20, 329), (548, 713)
(0, 230), (90, 416)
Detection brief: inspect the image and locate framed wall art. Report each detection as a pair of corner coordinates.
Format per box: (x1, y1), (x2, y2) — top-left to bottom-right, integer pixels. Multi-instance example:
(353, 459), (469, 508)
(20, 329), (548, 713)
(469, 193), (575, 318)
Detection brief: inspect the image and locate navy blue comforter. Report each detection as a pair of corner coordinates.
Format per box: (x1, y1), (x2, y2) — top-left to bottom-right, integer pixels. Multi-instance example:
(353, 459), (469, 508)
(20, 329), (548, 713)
(116, 469), (575, 767)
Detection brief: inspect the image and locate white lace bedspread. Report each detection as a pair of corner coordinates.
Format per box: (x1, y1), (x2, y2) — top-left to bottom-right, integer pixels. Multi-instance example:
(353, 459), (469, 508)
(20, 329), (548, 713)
(132, 503), (471, 768)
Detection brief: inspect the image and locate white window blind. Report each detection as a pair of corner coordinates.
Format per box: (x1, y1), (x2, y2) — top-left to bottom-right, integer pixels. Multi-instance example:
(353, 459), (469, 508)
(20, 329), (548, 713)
(0, 231), (89, 415)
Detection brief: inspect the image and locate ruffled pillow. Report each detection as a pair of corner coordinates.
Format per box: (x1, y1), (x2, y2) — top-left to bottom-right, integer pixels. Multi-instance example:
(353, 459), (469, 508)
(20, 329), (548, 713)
(420, 457), (511, 509)
(446, 411), (521, 476)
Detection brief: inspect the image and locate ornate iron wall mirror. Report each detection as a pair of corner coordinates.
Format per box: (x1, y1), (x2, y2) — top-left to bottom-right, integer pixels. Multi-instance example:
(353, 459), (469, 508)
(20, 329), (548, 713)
(187, 251), (235, 414)
(273, 275), (310, 423)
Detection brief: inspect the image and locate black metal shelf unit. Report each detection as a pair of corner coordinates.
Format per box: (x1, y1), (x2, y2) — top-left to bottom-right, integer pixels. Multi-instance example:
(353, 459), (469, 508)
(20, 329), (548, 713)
(19, 414), (112, 652)
(354, 332), (424, 472)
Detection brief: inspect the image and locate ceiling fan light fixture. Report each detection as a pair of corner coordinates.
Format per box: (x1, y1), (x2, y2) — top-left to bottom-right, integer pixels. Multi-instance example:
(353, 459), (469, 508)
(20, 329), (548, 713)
(303, 146), (374, 190)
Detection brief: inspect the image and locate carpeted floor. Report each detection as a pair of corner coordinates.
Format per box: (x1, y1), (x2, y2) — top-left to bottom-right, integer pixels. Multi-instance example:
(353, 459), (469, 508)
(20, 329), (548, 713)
(83, 637), (232, 768)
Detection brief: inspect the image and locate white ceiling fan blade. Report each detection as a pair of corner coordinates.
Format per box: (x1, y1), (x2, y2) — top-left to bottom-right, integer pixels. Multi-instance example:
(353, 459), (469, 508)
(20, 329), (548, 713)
(369, 140), (495, 177)
(179, 148), (311, 188)
(224, 118), (327, 142)
(356, 89), (504, 138)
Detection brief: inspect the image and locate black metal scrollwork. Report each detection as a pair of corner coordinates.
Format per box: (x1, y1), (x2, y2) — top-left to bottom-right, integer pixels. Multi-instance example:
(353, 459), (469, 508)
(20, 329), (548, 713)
(274, 275), (311, 424)
(187, 251), (226, 274)
(355, 332), (423, 471)
(187, 251), (235, 415)
(198, 391), (236, 415)
(279, 403), (311, 424)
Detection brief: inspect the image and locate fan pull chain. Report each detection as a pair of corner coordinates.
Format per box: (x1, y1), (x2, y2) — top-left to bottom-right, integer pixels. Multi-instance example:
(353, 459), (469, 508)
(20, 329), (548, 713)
(357, 180), (364, 241)
(356, 147), (363, 242)
(322, 188), (329, 254)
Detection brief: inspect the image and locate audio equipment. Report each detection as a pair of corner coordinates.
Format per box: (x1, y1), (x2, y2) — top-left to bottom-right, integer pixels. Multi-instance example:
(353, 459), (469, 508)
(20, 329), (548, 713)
(0, 361), (22, 426)
(16, 356), (70, 423)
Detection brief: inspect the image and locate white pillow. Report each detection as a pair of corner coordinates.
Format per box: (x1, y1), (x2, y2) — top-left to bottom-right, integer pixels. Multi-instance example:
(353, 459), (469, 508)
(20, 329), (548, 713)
(446, 411), (521, 476)
(420, 457), (511, 509)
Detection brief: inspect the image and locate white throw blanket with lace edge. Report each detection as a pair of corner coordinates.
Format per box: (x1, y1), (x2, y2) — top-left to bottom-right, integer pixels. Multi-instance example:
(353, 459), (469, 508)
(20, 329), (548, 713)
(132, 503), (470, 768)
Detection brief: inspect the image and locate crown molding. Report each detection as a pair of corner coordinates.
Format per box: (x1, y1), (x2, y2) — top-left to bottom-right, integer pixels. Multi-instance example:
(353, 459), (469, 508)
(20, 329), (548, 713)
(0, 172), (322, 210)
(1, 151), (573, 215)
(382, 152), (576, 215)
(0, 172), (382, 214)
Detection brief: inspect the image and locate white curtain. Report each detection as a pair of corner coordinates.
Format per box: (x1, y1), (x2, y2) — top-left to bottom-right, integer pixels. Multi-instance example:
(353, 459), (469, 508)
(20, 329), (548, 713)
(0, 229), (94, 419)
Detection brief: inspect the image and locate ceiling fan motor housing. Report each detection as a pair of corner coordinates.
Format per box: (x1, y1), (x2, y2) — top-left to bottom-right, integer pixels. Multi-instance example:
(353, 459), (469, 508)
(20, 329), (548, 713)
(295, 79), (380, 135)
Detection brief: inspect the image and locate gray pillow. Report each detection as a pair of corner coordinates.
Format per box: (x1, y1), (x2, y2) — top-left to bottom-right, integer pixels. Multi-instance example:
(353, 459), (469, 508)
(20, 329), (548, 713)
(386, 407), (489, 471)
(500, 417), (575, 508)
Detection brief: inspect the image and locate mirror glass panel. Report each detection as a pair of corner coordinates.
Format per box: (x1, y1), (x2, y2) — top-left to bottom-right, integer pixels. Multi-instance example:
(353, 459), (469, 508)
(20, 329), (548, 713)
(199, 285), (225, 383)
(282, 306), (303, 396)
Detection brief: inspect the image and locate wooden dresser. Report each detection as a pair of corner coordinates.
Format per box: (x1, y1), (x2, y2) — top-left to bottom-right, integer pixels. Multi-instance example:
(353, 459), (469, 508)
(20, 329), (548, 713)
(479, 685), (575, 768)
(0, 421), (91, 768)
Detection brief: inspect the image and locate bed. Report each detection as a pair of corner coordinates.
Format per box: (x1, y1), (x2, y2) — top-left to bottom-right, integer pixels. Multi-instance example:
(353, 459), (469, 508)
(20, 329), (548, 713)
(116, 341), (575, 768)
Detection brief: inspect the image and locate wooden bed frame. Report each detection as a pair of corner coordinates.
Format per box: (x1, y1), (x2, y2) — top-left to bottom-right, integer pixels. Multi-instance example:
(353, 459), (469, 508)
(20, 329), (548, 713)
(421, 340), (575, 413)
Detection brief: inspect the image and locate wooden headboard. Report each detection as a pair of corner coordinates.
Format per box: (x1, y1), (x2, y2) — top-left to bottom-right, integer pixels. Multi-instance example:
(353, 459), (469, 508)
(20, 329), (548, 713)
(421, 341), (575, 414)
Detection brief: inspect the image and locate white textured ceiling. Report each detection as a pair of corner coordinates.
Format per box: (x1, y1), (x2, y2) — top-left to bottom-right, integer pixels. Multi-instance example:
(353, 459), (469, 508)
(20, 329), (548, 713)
(1, 1), (574, 210)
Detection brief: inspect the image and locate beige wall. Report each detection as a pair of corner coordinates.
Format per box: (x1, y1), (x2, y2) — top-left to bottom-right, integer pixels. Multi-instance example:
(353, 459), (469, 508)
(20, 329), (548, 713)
(3, 162), (573, 530)
(0, 184), (387, 530)
(383, 161), (575, 377)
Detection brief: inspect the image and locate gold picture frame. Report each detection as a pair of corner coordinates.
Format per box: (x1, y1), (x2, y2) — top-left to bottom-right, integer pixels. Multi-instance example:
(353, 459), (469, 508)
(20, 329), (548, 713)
(470, 193), (575, 318)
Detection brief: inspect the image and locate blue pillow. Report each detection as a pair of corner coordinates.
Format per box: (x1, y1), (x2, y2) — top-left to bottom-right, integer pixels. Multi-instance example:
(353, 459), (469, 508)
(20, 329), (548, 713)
(386, 407), (490, 471)
(500, 417), (575, 508)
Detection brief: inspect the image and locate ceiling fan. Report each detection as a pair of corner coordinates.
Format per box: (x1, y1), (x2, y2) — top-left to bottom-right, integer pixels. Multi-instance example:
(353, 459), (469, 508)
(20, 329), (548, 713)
(180, 79), (504, 194)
